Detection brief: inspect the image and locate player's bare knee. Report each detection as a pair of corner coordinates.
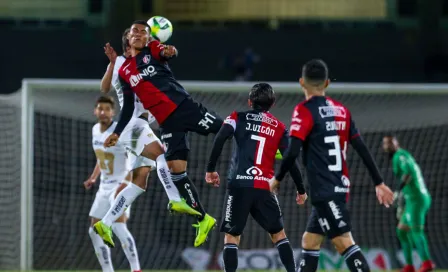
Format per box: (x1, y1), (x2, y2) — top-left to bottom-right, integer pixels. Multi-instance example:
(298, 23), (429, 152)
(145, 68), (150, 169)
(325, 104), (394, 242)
(224, 233), (241, 246)
(132, 167), (150, 189)
(331, 232), (355, 254)
(141, 141), (164, 161)
(270, 229), (287, 244)
(302, 232), (324, 250)
(167, 160), (187, 173)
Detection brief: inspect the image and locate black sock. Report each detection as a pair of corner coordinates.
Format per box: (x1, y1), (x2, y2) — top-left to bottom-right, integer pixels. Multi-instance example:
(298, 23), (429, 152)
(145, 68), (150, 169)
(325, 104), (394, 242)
(172, 172), (206, 221)
(223, 243), (238, 272)
(298, 248), (320, 272)
(275, 238), (296, 272)
(342, 245), (370, 272)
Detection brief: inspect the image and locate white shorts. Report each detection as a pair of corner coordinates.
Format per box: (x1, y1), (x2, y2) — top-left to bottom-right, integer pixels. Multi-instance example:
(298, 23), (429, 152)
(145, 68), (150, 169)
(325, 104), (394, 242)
(119, 117), (159, 170)
(89, 185), (131, 220)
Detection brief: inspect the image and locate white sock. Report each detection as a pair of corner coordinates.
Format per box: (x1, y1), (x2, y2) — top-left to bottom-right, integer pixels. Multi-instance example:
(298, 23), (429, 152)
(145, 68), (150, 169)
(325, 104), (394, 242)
(88, 227), (114, 272)
(156, 154), (181, 201)
(112, 223), (141, 271)
(101, 183), (145, 226)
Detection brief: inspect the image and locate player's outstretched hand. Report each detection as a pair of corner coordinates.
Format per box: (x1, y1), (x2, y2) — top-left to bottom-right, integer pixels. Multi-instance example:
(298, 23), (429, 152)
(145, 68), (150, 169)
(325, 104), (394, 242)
(269, 178), (280, 194)
(296, 192), (308, 205)
(162, 45), (177, 58)
(205, 172), (220, 187)
(104, 133), (119, 147)
(375, 183), (394, 208)
(104, 43), (118, 63)
(83, 178), (95, 190)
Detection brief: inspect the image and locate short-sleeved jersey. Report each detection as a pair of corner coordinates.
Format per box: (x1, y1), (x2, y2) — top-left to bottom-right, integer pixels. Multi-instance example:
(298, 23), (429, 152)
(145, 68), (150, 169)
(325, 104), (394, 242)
(112, 55), (155, 123)
(290, 96), (359, 203)
(92, 122), (131, 190)
(224, 110), (288, 190)
(118, 40), (190, 125)
(392, 148), (430, 199)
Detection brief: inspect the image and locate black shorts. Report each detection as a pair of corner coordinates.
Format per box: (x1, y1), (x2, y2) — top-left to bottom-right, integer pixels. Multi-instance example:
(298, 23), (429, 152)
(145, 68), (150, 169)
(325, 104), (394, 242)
(159, 97), (222, 161)
(220, 188), (284, 236)
(305, 199), (352, 239)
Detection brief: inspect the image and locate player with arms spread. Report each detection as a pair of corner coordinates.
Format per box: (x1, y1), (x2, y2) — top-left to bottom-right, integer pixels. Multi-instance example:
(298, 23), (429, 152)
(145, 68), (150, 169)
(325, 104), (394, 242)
(270, 59), (394, 272)
(205, 83), (307, 272)
(382, 136), (435, 272)
(103, 20), (223, 247)
(84, 95), (141, 272)
(94, 28), (201, 248)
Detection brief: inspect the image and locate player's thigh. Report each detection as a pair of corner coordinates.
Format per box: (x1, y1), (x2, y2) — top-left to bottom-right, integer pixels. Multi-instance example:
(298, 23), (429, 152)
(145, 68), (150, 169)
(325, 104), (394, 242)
(303, 207), (326, 248)
(89, 189), (113, 220)
(220, 188), (252, 236)
(120, 118), (159, 158)
(159, 131), (190, 162)
(177, 97), (223, 135)
(313, 199), (352, 240)
(404, 197), (431, 228)
(250, 189), (284, 235)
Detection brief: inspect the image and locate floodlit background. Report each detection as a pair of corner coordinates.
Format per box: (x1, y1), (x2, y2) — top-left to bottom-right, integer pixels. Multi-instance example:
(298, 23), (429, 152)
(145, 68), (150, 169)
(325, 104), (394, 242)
(0, 0), (447, 271)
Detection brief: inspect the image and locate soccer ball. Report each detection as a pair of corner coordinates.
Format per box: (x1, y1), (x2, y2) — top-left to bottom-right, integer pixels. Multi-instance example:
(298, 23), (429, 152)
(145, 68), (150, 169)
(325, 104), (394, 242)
(147, 16), (173, 43)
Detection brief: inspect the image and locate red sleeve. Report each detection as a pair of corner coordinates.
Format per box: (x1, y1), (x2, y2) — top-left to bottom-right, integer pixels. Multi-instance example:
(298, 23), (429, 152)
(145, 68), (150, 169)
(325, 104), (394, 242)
(148, 40), (164, 61)
(289, 104), (314, 141)
(223, 111), (238, 131)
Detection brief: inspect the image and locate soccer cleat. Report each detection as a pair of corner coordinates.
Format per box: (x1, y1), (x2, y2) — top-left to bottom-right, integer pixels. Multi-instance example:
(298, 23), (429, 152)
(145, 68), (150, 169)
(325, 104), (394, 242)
(93, 221), (115, 248)
(401, 265), (416, 272)
(418, 260), (436, 272)
(168, 198), (202, 216)
(192, 213), (217, 247)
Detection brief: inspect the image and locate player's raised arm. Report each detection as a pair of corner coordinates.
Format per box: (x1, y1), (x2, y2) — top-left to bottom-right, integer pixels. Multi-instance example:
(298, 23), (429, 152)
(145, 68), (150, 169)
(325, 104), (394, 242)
(100, 43), (118, 92)
(148, 39), (178, 61)
(277, 129), (306, 196)
(205, 112), (236, 186)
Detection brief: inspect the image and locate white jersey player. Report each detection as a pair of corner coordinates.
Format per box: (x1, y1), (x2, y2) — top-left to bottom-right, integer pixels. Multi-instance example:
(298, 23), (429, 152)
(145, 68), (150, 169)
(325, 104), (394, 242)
(94, 29), (200, 248)
(84, 96), (141, 272)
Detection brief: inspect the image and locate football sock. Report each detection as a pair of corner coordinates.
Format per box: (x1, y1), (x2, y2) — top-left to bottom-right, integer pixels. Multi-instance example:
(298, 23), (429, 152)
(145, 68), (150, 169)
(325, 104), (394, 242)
(397, 228), (414, 265)
(155, 154), (181, 201)
(223, 243), (238, 272)
(88, 227), (114, 272)
(410, 229), (432, 261)
(275, 238), (296, 272)
(112, 223), (141, 271)
(342, 245), (370, 272)
(298, 249), (320, 272)
(172, 172), (206, 221)
(102, 183), (144, 226)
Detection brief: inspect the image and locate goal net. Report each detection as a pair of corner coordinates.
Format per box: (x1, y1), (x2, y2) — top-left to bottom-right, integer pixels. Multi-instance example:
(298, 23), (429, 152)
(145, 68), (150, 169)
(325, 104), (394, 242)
(1, 80), (448, 271)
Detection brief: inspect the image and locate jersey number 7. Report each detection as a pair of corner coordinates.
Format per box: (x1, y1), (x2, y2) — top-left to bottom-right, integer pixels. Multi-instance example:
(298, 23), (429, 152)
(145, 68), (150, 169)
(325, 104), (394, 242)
(251, 134), (266, 165)
(324, 135), (347, 172)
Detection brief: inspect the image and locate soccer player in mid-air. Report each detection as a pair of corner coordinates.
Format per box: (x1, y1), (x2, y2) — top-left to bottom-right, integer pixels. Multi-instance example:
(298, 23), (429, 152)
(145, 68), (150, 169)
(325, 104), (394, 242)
(84, 95), (141, 272)
(270, 59), (395, 272)
(205, 83), (308, 272)
(102, 20), (223, 247)
(382, 136), (435, 272)
(94, 28), (201, 248)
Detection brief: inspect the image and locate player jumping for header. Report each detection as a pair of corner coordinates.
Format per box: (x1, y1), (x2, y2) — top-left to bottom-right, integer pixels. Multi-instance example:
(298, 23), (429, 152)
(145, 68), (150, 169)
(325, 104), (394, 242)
(205, 83), (308, 272)
(270, 59), (394, 272)
(102, 20), (223, 247)
(93, 27), (201, 248)
(85, 95), (141, 272)
(383, 136), (435, 272)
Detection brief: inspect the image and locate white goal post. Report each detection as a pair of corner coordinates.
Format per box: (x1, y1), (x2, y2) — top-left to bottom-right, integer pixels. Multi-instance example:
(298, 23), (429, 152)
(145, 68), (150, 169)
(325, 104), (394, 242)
(18, 79), (448, 271)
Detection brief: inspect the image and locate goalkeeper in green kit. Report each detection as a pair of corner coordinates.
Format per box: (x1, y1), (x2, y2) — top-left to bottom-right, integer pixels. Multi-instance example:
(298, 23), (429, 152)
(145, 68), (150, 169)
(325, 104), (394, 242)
(382, 136), (435, 272)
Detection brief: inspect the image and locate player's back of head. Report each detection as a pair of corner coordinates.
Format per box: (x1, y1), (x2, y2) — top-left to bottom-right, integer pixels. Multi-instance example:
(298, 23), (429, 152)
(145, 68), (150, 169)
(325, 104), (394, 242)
(302, 59), (329, 88)
(122, 28), (131, 54)
(249, 83), (275, 111)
